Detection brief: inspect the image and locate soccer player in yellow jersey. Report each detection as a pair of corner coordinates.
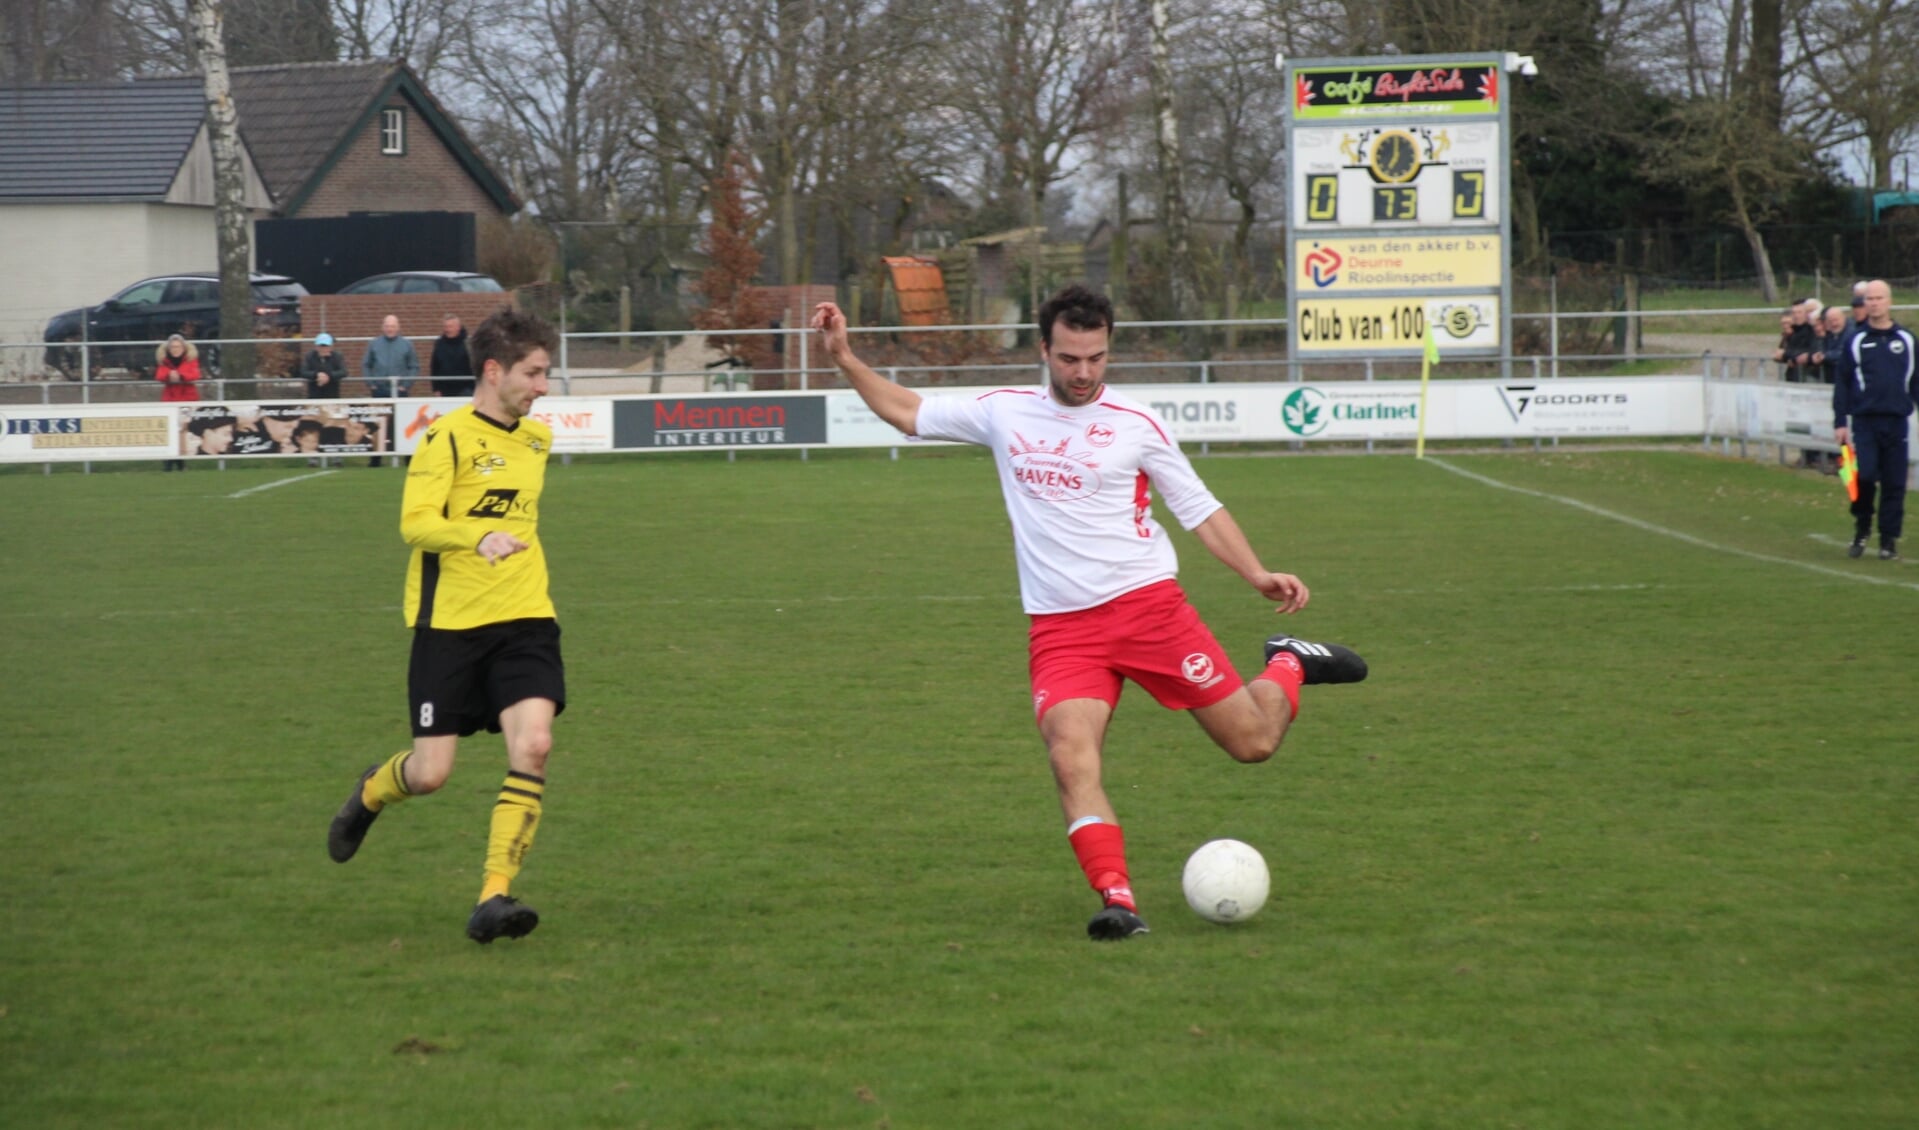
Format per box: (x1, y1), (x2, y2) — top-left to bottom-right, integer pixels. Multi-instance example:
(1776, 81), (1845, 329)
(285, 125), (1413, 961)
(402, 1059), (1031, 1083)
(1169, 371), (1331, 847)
(328, 309), (566, 944)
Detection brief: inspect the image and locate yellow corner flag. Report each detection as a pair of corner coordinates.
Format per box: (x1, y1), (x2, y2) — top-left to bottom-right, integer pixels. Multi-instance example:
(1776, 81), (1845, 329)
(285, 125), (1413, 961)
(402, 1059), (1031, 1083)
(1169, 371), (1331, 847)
(1839, 442), (1859, 502)
(1416, 324), (1440, 459)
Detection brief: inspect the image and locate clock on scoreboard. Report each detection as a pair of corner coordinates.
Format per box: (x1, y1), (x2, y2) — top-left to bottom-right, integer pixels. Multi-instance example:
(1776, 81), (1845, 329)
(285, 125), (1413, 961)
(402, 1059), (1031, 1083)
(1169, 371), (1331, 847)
(1291, 123), (1501, 229)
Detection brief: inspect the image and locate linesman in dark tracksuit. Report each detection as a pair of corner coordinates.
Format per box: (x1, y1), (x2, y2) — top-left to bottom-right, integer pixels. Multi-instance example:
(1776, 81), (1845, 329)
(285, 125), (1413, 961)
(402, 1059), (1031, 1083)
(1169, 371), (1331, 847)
(1832, 280), (1918, 561)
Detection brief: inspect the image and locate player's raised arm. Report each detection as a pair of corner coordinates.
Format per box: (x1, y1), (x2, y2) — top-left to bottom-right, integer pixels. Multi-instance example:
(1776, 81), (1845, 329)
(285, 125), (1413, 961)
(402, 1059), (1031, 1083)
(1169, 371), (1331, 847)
(812, 301), (922, 435)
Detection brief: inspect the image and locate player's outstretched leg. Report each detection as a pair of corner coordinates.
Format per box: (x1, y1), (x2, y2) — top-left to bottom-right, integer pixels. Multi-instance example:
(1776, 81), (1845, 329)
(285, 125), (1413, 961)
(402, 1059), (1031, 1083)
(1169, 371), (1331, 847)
(467, 895), (539, 944)
(327, 764), (383, 862)
(1263, 635), (1369, 685)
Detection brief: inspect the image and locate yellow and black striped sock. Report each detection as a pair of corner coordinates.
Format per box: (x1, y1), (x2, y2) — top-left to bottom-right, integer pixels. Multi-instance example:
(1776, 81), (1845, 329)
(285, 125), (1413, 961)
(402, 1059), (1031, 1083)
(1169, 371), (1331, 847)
(361, 751), (414, 812)
(480, 771), (545, 903)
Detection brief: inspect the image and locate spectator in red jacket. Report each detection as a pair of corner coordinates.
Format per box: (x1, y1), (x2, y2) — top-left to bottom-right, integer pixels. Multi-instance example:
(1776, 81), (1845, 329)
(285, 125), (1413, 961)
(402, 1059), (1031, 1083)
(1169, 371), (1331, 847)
(155, 334), (201, 470)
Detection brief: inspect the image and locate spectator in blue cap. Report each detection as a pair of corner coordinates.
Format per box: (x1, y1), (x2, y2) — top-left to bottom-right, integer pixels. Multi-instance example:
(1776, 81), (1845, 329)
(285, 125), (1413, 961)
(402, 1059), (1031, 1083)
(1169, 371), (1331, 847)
(302, 331), (348, 399)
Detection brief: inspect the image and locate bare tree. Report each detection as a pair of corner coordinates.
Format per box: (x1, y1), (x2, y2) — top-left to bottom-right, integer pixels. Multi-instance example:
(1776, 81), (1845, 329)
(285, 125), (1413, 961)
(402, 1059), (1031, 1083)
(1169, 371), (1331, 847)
(224, 0), (338, 65)
(934, 0), (1137, 235)
(331, 0), (463, 79)
(446, 0), (638, 222)
(1147, 0), (1197, 325)
(1, 0), (144, 80)
(188, 0), (256, 381)
(1176, 6), (1288, 294)
(1793, 0), (1919, 189)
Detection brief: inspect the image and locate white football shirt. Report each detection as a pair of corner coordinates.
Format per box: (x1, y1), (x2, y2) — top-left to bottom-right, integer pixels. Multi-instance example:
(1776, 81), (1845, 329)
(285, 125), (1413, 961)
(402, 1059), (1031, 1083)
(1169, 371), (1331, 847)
(914, 385), (1223, 613)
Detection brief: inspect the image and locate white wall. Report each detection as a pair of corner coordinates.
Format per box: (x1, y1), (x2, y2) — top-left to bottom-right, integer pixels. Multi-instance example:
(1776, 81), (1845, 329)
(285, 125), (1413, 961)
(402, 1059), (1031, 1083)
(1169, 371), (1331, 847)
(0, 203), (221, 378)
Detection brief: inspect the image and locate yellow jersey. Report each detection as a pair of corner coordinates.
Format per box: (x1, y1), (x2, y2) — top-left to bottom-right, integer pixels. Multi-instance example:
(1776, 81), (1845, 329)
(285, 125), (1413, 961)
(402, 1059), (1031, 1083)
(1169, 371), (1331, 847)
(401, 404), (556, 630)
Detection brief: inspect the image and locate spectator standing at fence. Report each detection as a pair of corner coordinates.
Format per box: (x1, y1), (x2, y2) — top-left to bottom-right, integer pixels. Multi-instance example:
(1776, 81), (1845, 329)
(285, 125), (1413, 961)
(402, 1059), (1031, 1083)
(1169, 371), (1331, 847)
(363, 315), (419, 399)
(301, 332), (346, 399)
(1817, 307), (1851, 384)
(812, 286), (1368, 942)
(1773, 301), (1818, 382)
(155, 333), (200, 471)
(362, 315), (418, 467)
(430, 314), (474, 397)
(1832, 280), (1917, 560)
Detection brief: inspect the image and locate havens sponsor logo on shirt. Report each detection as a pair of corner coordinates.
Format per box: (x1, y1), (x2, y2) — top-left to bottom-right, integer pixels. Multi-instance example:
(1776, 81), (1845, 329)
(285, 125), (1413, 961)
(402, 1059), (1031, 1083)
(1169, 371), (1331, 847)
(1006, 430), (1099, 502)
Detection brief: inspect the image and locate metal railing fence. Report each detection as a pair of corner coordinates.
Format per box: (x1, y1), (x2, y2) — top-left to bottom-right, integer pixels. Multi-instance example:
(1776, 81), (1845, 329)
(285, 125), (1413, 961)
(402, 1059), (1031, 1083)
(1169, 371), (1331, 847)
(4, 302), (1912, 402)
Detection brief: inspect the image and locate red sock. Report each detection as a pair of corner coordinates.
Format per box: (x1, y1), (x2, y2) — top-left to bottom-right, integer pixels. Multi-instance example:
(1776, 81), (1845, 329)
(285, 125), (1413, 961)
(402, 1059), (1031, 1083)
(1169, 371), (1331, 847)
(1257, 652), (1303, 721)
(1068, 821), (1136, 910)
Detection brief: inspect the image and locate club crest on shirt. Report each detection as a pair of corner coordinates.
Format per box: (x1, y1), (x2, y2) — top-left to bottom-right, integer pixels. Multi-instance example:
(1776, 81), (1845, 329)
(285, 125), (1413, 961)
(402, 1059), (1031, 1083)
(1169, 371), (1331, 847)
(1006, 430), (1100, 502)
(1085, 422), (1116, 447)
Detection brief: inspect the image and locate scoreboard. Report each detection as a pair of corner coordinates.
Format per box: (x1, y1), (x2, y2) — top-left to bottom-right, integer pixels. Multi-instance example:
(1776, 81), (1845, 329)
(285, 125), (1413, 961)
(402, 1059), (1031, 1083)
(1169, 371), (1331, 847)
(1290, 124), (1501, 229)
(1286, 56), (1511, 359)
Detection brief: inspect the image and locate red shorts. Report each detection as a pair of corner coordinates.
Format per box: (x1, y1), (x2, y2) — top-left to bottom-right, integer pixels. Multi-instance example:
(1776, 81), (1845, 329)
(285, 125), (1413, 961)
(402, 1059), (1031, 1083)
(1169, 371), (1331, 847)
(1028, 579), (1243, 720)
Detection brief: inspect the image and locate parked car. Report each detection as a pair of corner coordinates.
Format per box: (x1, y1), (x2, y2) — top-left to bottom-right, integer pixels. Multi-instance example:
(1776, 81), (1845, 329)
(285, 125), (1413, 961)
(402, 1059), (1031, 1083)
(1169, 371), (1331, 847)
(43, 273), (307, 379)
(337, 270), (503, 295)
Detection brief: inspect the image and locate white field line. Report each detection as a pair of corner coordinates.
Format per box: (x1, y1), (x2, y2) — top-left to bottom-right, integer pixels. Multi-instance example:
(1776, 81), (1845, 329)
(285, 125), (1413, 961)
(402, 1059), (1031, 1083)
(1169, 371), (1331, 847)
(1427, 457), (1919, 593)
(1805, 532), (1916, 564)
(225, 469), (337, 498)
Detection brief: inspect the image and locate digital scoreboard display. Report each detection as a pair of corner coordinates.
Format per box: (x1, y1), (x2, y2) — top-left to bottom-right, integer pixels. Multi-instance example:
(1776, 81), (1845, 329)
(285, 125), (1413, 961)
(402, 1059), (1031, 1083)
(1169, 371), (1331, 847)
(1291, 124), (1501, 229)
(1286, 55), (1508, 358)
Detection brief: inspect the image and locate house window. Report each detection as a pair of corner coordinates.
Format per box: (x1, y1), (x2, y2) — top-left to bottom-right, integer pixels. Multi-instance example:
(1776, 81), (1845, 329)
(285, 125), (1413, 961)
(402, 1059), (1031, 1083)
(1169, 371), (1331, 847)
(380, 108), (405, 155)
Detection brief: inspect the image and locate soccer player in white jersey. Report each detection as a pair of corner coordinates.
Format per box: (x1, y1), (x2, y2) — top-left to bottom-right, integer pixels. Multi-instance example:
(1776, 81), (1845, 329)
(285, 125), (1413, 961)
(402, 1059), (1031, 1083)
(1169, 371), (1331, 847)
(813, 285), (1368, 940)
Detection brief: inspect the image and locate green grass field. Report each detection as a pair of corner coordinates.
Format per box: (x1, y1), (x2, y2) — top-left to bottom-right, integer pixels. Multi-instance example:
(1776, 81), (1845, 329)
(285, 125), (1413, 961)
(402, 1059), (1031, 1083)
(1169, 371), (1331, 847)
(3, 447), (1915, 1128)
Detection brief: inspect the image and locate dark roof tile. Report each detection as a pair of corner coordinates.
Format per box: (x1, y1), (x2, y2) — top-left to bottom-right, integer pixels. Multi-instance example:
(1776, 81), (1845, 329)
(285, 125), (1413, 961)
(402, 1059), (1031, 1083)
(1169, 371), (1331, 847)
(0, 79), (206, 198)
(229, 59), (397, 205)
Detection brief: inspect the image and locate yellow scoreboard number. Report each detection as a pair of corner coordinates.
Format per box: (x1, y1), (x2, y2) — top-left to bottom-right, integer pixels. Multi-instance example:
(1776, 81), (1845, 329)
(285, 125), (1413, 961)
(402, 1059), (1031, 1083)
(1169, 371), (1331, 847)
(1305, 175), (1339, 222)
(1452, 170), (1486, 219)
(1372, 186), (1419, 222)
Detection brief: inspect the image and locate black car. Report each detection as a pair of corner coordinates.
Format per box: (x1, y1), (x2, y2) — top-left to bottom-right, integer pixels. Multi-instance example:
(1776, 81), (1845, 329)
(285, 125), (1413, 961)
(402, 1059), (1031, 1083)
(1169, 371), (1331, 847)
(337, 270), (503, 295)
(43, 273), (307, 379)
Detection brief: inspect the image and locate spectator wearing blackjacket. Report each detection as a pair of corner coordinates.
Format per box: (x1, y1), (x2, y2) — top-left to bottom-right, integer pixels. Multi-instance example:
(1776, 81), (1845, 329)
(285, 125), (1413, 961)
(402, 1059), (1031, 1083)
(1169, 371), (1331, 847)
(429, 314), (474, 398)
(1832, 280), (1918, 560)
(301, 332), (348, 398)
(1773, 300), (1819, 382)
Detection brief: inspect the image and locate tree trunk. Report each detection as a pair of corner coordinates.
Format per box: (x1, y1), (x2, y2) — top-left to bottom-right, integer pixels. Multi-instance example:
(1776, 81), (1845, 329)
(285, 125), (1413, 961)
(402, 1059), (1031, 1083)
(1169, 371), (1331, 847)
(1721, 0), (1745, 99)
(1230, 186), (1254, 291)
(1148, 0), (1199, 346)
(777, 173), (799, 286)
(191, 0), (255, 389)
(1870, 132), (1893, 190)
(1748, 0), (1783, 134)
(1729, 180), (1779, 303)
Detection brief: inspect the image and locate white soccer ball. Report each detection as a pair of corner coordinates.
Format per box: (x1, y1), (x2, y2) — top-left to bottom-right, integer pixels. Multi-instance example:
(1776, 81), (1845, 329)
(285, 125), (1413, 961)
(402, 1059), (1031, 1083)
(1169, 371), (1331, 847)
(1182, 838), (1270, 925)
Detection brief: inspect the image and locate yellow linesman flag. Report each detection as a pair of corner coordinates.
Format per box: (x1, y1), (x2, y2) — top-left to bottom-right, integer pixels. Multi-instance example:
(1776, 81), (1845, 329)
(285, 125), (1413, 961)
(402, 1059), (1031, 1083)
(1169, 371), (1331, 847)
(1423, 323), (1441, 367)
(1839, 442), (1859, 502)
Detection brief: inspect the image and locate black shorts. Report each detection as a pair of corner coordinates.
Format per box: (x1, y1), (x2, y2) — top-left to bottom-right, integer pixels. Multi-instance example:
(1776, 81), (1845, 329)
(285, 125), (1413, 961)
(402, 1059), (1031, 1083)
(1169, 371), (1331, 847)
(408, 618), (566, 737)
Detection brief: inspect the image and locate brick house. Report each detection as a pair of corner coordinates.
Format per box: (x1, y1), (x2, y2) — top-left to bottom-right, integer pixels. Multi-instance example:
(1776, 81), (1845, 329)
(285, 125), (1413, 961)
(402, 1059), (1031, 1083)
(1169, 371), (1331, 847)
(0, 60), (519, 376)
(231, 58), (516, 228)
